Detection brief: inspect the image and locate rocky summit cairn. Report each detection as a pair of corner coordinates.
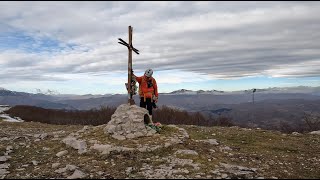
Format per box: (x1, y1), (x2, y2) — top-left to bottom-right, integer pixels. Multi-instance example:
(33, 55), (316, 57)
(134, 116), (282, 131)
(104, 104), (157, 140)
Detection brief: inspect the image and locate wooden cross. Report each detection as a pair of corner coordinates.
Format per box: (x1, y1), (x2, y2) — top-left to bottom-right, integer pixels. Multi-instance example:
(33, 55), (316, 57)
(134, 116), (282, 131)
(118, 26), (140, 105)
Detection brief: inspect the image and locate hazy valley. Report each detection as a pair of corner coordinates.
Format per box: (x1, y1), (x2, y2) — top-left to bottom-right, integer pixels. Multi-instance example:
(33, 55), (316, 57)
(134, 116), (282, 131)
(1, 86), (320, 132)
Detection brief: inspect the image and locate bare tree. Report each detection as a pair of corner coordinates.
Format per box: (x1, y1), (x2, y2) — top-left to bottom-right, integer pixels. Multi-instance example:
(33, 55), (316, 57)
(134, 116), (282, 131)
(303, 111), (320, 132)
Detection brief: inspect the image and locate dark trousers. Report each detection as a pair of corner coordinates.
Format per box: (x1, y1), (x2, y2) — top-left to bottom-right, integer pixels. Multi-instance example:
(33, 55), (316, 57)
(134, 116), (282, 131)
(140, 97), (153, 115)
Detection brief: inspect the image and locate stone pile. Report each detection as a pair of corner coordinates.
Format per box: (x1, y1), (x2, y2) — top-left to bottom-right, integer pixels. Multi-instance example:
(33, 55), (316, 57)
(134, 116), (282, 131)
(104, 104), (157, 140)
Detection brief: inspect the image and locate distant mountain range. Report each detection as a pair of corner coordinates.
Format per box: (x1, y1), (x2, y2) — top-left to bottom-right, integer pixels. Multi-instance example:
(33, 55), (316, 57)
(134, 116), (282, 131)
(168, 89), (225, 95)
(1, 86), (320, 131)
(1, 86), (320, 110)
(167, 86), (320, 95)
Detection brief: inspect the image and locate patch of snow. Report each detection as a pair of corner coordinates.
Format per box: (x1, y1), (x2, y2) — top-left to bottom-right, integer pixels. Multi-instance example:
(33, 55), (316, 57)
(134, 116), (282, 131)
(0, 105), (24, 122)
(0, 114), (24, 122)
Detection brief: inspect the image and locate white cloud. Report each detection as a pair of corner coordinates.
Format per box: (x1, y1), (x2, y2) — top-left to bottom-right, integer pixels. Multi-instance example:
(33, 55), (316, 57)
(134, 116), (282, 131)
(0, 1), (320, 93)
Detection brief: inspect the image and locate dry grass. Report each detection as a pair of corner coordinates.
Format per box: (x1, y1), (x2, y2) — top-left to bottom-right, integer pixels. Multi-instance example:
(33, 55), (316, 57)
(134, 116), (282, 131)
(182, 125), (320, 179)
(1, 120), (320, 179)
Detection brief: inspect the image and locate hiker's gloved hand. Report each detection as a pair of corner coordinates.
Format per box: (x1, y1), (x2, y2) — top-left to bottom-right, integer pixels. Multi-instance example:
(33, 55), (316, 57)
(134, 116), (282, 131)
(153, 96), (158, 103)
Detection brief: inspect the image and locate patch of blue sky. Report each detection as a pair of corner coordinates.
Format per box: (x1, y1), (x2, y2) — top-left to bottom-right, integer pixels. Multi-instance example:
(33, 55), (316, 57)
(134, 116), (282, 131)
(0, 31), (78, 53)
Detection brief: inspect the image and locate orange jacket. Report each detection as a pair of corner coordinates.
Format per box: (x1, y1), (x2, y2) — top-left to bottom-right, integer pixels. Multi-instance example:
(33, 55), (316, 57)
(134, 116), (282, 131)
(135, 75), (158, 98)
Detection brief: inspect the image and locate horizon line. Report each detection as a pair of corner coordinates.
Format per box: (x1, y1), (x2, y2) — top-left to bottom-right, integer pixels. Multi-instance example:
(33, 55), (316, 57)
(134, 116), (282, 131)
(1, 85), (319, 96)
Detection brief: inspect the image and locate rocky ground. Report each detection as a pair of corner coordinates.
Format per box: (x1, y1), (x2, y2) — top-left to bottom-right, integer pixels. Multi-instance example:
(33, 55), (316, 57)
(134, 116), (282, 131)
(0, 119), (320, 179)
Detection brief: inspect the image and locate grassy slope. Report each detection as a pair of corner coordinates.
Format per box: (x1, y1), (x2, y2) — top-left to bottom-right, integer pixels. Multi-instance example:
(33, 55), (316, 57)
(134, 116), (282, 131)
(0, 121), (319, 179)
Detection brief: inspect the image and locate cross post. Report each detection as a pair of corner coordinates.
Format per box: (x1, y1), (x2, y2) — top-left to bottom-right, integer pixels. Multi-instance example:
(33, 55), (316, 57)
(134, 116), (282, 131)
(118, 26), (140, 105)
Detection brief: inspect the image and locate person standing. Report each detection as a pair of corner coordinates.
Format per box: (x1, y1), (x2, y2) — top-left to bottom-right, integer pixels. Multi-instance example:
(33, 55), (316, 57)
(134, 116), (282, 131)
(133, 68), (158, 123)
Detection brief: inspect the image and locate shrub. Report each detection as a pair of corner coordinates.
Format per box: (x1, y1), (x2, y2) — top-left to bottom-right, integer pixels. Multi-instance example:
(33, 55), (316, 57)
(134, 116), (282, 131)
(5, 105), (234, 127)
(5, 105), (116, 125)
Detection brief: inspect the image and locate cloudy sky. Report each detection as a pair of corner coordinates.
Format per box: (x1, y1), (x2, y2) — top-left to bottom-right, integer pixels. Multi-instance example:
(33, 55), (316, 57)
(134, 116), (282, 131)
(0, 1), (320, 95)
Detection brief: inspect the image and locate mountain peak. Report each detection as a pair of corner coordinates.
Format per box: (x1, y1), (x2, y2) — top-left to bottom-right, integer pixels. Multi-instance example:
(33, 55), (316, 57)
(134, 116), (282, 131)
(36, 89), (60, 95)
(170, 89), (195, 94)
(170, 89), (225, 94)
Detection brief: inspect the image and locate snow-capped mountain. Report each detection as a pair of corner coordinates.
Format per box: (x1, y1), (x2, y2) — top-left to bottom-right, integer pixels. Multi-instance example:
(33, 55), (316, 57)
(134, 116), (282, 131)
(243, 86), (320, 95)
(168, 86), (320, 95)
(169, 89), (198, 95)
(35, 89), (60, 95)
(168, 89), (224, 95)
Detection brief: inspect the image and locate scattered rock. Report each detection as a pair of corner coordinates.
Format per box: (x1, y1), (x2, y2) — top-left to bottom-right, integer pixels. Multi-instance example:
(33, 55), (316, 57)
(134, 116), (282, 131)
(138, 147), (147, 152)
(67, 169), (87, 179)
(292, 132), (301, 136)
(56, 150), (68, 157)
(219, 163), (258, 178)
(111, 134), (126, 141)
(77, 126), (90, 133)
(138, 156), (200, 178)
(62, 137), (87, 154)
(219, 146), (232, 152)
(90, 144), (113, 155)
(42, 147), (50, 151)
(0, 156), (9, 162)
(207, 139), (219, 145)
(164, 142), (171, 148)
(52, 163), (61, 169)
(221, 173), (228, 178)
(0, 169), (9, 178)
(125, 167), (133, 175)
(55, 165), (77, 174)
(175, 150), (199, 156)
(183, 170), (189, 174)
(0, 137), (10, 141)
(210, 149), (216, 153)
(0, 164), (9, 169)
(200, 139), (219, 145)
(31, 160), (38, 166)
(16, 168), (25, 171)
(40, 133), (48, 139)
(97, 171), (104, 176)
(6, 146), (13, 152)
(310, 130), (320, 135)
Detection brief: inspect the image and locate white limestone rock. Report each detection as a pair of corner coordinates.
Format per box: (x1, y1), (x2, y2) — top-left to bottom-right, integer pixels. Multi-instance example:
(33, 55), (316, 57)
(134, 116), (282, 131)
(104, 104), (157, 140)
